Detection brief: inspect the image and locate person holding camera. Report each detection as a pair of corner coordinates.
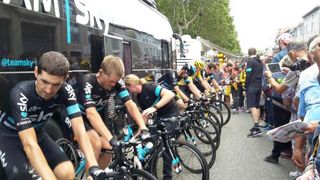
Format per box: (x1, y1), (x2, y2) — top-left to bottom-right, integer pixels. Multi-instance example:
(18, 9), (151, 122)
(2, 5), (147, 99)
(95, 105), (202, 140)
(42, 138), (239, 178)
(264, 41), (311, 176)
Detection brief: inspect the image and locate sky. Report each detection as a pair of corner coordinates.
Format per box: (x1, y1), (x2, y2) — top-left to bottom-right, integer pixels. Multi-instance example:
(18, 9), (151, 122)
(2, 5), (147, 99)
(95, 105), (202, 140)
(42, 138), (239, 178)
(229, 0), (319, 53)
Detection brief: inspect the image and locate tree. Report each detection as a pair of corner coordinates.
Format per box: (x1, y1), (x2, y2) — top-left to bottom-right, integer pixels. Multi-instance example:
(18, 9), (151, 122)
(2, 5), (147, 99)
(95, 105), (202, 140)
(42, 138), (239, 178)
(156, 0), (241, 54)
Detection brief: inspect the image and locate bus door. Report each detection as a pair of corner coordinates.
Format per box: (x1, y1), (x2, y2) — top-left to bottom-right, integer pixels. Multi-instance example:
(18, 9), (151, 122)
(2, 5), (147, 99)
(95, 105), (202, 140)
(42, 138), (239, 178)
(122, 41), (132, 74)
(90, 35), (104, 73)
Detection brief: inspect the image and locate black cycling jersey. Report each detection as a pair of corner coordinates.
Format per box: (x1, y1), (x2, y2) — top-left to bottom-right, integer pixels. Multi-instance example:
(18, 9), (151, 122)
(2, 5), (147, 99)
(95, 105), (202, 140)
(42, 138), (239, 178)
(0, 81), (81, 132)
(136, 83), (179, 118)
(77, 73), (131, 113)
(158, 70), (190, 89)
(201, 70), (215, 83)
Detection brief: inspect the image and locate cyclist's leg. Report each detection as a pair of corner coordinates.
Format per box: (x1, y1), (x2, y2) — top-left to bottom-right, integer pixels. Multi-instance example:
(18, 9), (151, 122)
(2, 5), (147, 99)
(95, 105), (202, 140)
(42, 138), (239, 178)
(99, 137), (113, 169)
(82, 117), (103, 161)
(0, 127), (33, 179)
(39, 130), (74, 179)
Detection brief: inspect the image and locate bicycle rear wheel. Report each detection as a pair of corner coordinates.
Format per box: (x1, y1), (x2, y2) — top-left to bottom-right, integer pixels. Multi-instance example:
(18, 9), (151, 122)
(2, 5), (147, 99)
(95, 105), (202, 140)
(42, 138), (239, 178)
(211, 99), (231, 125)
(151, 141), (209, 180)
(177, 125), (216, 169)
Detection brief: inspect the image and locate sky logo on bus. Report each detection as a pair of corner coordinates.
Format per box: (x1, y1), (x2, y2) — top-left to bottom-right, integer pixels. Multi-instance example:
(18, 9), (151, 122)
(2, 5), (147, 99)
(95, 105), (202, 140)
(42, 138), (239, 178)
(3, 0), (105, 44)
(1, 58), (35, 68)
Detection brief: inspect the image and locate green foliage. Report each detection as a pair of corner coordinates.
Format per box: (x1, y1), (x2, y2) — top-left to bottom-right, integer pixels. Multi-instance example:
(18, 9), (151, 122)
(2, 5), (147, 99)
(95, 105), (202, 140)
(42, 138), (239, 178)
(156, 0), (241, 54)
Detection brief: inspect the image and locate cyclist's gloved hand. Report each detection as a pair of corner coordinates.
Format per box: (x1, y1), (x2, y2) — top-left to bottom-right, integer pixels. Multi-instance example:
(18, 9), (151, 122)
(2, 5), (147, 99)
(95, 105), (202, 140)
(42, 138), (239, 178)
(140, 129), (150, 140)
(109, 136), (120, 151)
(89, 166), (108, 180)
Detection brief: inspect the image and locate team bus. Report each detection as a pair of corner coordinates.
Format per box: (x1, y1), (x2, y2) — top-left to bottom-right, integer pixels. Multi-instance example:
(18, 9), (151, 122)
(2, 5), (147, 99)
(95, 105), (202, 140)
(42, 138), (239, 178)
(0, 0), (174, 139)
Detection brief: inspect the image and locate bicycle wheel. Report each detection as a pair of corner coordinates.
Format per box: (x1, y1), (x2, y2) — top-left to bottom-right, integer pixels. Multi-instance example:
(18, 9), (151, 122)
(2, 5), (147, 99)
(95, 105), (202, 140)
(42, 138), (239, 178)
(193, 116), (220, 150)
(177, 125), (216, 169)
(56, 138), (79, 168)
(128, 168), (157, 180)
(200, 109), (222, 132)
(211, 99), (231, 125)
(151, 141), (209, 180)
(205, 104), (224, 129)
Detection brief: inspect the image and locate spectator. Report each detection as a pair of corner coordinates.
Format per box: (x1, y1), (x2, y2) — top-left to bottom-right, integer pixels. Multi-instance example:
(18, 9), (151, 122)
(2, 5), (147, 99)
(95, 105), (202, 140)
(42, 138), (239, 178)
(264, 41), (310, 168)
(245, 48), (264, 137)
(272, 33), (293, 63)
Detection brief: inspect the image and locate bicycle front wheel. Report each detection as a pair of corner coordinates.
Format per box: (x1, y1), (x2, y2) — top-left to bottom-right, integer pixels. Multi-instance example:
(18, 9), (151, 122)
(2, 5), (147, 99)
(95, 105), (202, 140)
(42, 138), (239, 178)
(151, 141), (209, 180)
(128, 168), (157, 180)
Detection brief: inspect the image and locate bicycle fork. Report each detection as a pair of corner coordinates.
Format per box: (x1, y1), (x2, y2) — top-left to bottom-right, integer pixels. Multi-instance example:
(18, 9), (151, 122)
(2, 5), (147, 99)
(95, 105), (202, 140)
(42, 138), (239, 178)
(163, 137), (182, 174)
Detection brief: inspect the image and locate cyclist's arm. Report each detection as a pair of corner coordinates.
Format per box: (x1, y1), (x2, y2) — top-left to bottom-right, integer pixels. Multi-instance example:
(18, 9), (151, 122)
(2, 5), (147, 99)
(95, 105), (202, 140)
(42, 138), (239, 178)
(71, 116), (98, 168)
(199, 77), (214, 92)
(85, 107), (113, 141)
(18, 128), (56, 179)
(152, 87), (175, 109)
(174, 85), (189, 102)
(210, 79), (221, 91)
(124, 100), (148, 130)
(188, 81), (202, 99)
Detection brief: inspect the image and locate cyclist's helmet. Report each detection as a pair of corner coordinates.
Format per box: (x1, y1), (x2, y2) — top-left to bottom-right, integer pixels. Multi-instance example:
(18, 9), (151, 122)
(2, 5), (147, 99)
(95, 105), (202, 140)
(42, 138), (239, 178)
(278, 33), (292, 45)
(182, 63), (196, 76)
(194, 60), (205, 69)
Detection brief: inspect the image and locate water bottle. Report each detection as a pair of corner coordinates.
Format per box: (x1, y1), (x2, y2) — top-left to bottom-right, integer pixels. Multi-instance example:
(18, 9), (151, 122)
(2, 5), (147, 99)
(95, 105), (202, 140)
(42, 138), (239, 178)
(123, 125), (133, 142)
(144, 142), (153, 154)
(136, 144), (145, 160)
(137, 142), (153, 160)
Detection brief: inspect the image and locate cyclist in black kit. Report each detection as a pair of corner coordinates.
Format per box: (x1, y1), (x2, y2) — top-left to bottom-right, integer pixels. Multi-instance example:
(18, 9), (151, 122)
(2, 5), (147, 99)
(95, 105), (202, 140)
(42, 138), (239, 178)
(77, 55), (149, 168)
(0, 52), (107, 180)
(157, 64), (201, 103)
(124, 74), (179, 180)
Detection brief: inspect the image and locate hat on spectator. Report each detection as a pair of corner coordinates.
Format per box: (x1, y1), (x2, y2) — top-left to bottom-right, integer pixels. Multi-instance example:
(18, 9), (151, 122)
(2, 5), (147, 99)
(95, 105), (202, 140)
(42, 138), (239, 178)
(278, 33), (293, 45)
(308, 35), (320, 51)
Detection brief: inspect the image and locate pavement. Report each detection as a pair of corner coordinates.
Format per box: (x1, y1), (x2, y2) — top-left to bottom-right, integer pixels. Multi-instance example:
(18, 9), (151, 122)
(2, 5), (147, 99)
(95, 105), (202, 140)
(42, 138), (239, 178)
(210, 111), (296, 180)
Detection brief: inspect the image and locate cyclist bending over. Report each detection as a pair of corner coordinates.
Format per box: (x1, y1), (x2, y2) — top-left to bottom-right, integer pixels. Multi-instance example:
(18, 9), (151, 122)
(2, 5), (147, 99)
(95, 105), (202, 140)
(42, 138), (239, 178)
(124, 74), (180, 180)
(0, 51), (107, 180)
(77, 55), (149, 169)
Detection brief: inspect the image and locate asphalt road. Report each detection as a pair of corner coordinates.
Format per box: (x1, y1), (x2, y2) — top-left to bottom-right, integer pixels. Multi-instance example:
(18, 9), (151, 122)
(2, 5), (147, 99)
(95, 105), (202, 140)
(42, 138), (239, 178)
(210, 111), (296, 180)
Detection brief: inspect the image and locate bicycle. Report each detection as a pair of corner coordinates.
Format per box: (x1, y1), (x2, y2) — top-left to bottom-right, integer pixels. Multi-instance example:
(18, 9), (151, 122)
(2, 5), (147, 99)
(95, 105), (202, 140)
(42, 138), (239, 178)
(56, 137), (157, 180)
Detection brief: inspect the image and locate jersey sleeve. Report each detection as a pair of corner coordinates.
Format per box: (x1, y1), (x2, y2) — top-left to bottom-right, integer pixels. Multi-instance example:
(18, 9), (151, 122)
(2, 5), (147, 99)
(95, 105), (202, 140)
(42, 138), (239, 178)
(61, 83), (82, 119)
(78, 75), (96, 110)
(9, 87), (33, 131)
(115, 79), (132, 103)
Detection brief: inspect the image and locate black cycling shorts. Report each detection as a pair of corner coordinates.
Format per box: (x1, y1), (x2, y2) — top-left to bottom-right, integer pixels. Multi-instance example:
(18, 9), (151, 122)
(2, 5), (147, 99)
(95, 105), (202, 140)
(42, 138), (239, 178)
(82, 111), (116, 135)
(0, 125), (69, 179)
(246, 86), (262, 108)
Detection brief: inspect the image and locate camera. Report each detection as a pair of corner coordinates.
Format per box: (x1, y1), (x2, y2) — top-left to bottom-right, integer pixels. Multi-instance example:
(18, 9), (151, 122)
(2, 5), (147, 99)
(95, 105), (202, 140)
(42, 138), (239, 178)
(289, 60), (311, 71)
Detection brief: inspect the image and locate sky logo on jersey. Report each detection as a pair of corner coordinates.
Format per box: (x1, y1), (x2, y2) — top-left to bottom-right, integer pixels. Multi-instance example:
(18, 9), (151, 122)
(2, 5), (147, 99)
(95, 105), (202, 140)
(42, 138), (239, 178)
(84, 82), (93, 99)
(17, 92), (28, 116)
(65, 85), (76, 101)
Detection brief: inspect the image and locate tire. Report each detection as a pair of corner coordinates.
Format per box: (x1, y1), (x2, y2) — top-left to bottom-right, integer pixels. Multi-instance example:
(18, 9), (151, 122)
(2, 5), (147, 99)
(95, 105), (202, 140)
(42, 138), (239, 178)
(177, 125), (216, 169)
(206, 104), (224, 129)
(200, 109), (222, 132)
(211, 99), (231, 125)
(129, 168), (157, 180)
(151, 141), (209, 180)
(55, 138), (80, 171)
(193, 116), (221, 150)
